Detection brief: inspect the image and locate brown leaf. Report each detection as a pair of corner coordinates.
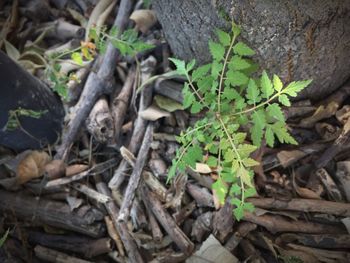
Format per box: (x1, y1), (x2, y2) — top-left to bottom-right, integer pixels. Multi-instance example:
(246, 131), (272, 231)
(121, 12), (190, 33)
(66, 164), (89, 177)
(16, 151), (51, 184)
(130, 9), (157, 33)
(44, 160), (66, 180)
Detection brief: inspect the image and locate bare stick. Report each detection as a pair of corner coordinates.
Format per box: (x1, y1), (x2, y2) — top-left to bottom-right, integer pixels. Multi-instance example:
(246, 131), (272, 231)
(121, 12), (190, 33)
(248, 198), (350, 217)
(118, 124), (153, 222)
(140, 185), (194, 255)
(35, 245), (92, 263)
(55, 0), (134, 160)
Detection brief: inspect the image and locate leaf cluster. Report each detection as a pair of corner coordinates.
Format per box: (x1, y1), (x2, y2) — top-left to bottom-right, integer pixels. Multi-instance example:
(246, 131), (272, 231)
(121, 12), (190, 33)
(169, 23), (312, 220)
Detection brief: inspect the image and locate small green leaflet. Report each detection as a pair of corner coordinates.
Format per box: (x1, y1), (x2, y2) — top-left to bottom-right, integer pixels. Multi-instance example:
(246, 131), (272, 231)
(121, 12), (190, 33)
(182, 83), (195, 108)
(227, 70), (249, 86)
(266, 103), (285, 122)
(283, 79), (312, 97)
(192, 63), (211, 81)
(278, 94), (291, 106)
(209, 40), (225, 61)
(233, 42), (255, 56)
(242, 158), (259, 167)
(261, 71), (273, 98)
(183, 145), (203, 167)
(229, 55), (251, 71)
(0, 229), (9, 247)
(273, 74), (283, 92)
(233, 203), (244, 221)
(191, 101), (204, 114)
(271, 122), (298, 145)
(71, 52), (83, 65)
(169, 58), (187, 75)
(265, 126), (275, 147)
(212, 179), (228, 204)
(250, 110), (266, 146)
(237, 166), (253, 187)
(246, 78), (261, 105)
(216, 29), (231, 46)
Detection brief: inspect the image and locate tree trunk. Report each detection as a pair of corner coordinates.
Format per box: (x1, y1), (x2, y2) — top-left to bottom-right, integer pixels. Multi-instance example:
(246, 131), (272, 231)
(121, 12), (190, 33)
(153, 0), (350, 100)
(0, 51), (64, 150)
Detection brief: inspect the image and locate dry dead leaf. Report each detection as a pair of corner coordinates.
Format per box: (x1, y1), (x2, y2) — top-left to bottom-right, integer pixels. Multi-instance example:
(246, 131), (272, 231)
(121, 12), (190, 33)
(277, 150), (306, 168)
(66, 164), (89, 177)
(139, 105), (171, 121)
(44, 160), (66, 180)
(299, 101), (339, 128)
(194, 163), (212, 174)
(130, 9), (157, 33)
(16, 151), (51, 184)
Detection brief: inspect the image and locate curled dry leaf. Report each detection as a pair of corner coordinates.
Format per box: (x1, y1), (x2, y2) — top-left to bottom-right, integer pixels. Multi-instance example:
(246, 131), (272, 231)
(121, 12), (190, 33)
(44, 159), (66, 180)
(16, 151), (51, 184)
(194, 163), (212, 174)
(66, 164), (89, 177)
(139, 105), (171, 121)
(130, 9), (157, 33)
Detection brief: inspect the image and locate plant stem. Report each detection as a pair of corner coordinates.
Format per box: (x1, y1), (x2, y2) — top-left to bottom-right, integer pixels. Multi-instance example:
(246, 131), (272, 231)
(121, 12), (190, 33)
(217, 34), (237, 113)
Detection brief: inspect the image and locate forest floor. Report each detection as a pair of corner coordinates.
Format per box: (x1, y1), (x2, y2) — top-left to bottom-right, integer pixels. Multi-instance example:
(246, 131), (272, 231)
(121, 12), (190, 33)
(1, 1), (350, 263)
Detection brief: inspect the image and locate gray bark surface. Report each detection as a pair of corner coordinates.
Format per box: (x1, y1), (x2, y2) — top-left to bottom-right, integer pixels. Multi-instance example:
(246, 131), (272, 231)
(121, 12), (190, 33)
(153, 0), (350, 100)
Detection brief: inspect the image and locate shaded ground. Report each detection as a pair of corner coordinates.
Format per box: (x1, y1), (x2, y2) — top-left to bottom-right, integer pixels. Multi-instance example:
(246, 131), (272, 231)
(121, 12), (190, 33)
(0, 1), (350, 262)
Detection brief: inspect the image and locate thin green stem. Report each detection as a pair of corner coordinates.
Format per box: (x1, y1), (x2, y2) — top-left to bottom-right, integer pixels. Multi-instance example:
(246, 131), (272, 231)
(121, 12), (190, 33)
(186, 74), (209, 110)
(218, 34), (237, 113)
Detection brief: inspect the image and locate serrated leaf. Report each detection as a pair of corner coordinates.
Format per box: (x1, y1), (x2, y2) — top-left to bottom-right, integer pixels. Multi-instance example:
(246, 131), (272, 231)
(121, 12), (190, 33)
(224, 149), (235, 162)
(182, 83), (195, 108)
(167, 161), (177, 181)
(222, 87), (240, 100)
(211, 60), (223, 78)
(233, 204), (244, 221)
(207, 156), (218, 166)
(232, 132), (247, 144)
(273, 74), (283, 92)
(271, 122), (298, 145)
(231, 159), (239, 172)
(216, 29), (231, 46)
(267, 103), (285, 122)
(243, 202), (255, 212)
(212, 179), (228, 204)
(244, 188), (257, 198)
(261, 70), (273, 98)
(192, 63), (211, 81)
(237, 166), (253, 187)
(283, 79), (312, 97)
(197, 75), (214, 93)
(209, 40), (225, 60)
(183, 145), (203, 167)
(169, 58), (187, 75)
(154, 95), (184, 112)
(230, 184), (241, 195)
(186, 59), (196, 72)
(246, 78), (261, 105)
(71, 52), (83, 65)
(237, 144), (257, 158)
(250, 110), (266, 146)
(265, 126), (275, 147)
(233, 42), (255, 56)
(229, 55), (252, 71)
(242, 158), (259, 167)
(227, 70), (249, 86)
(278, 94), (291, 106)
(190, 101), (204, 113)
(231, 21), (241, 37)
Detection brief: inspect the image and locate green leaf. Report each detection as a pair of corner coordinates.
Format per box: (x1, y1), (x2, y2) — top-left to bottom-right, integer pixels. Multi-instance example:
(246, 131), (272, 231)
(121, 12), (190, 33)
(244, 188), (257, 198)
(211, 60), (223, 78)
(192, 63), (211, 81)
(169, 58), (187, 75)
(222, 87), (240, 100)
(231, 21), (241, 37)
(226, 70), (249, 86)
(207, 156), (218, 166)
(190, 101), (204, 113)
(154, 95), (184, 112)
(267, 103), (285, 122)
(273, 74), (283, 92)
(229, 55), (252, 71)
(167, 162), (177, 181)
(212, 179), (228, 204)
(230, 184), (241, 195)
(250, 110), (266, 146)
(265, 126), (275, 147)
(233, 42), (255, 56)
(183, 145), (203, 167)
(182, 83), (195, 108)
(242, 158), (259, 167)
(278, 94), (291, 106)
(233, 204), (244, 221)
(237, 144), (257, 158)
(261, 70), (273, 98)
(71, 52), (83, 65)
(243, 202), (255, 212)
(246, 78), (261, 105)
(132, 41), (155, 53)
(216, 29), (231, 46)
(271, 122), (298, 145)
(209, 40), (225, 61)
(186, 59), (196, 72)
(237, 166), (253, 187)
(224, 149), (235, 162)
(283, 79), (312, 97)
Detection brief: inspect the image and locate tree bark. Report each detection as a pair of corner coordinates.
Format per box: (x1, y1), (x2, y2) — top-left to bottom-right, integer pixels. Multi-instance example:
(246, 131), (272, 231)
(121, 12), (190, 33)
(153, 0), (350, 100)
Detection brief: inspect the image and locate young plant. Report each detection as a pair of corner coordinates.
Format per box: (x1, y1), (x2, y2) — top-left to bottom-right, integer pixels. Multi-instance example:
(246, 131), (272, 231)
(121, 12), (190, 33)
(168, 23), (312, 220)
